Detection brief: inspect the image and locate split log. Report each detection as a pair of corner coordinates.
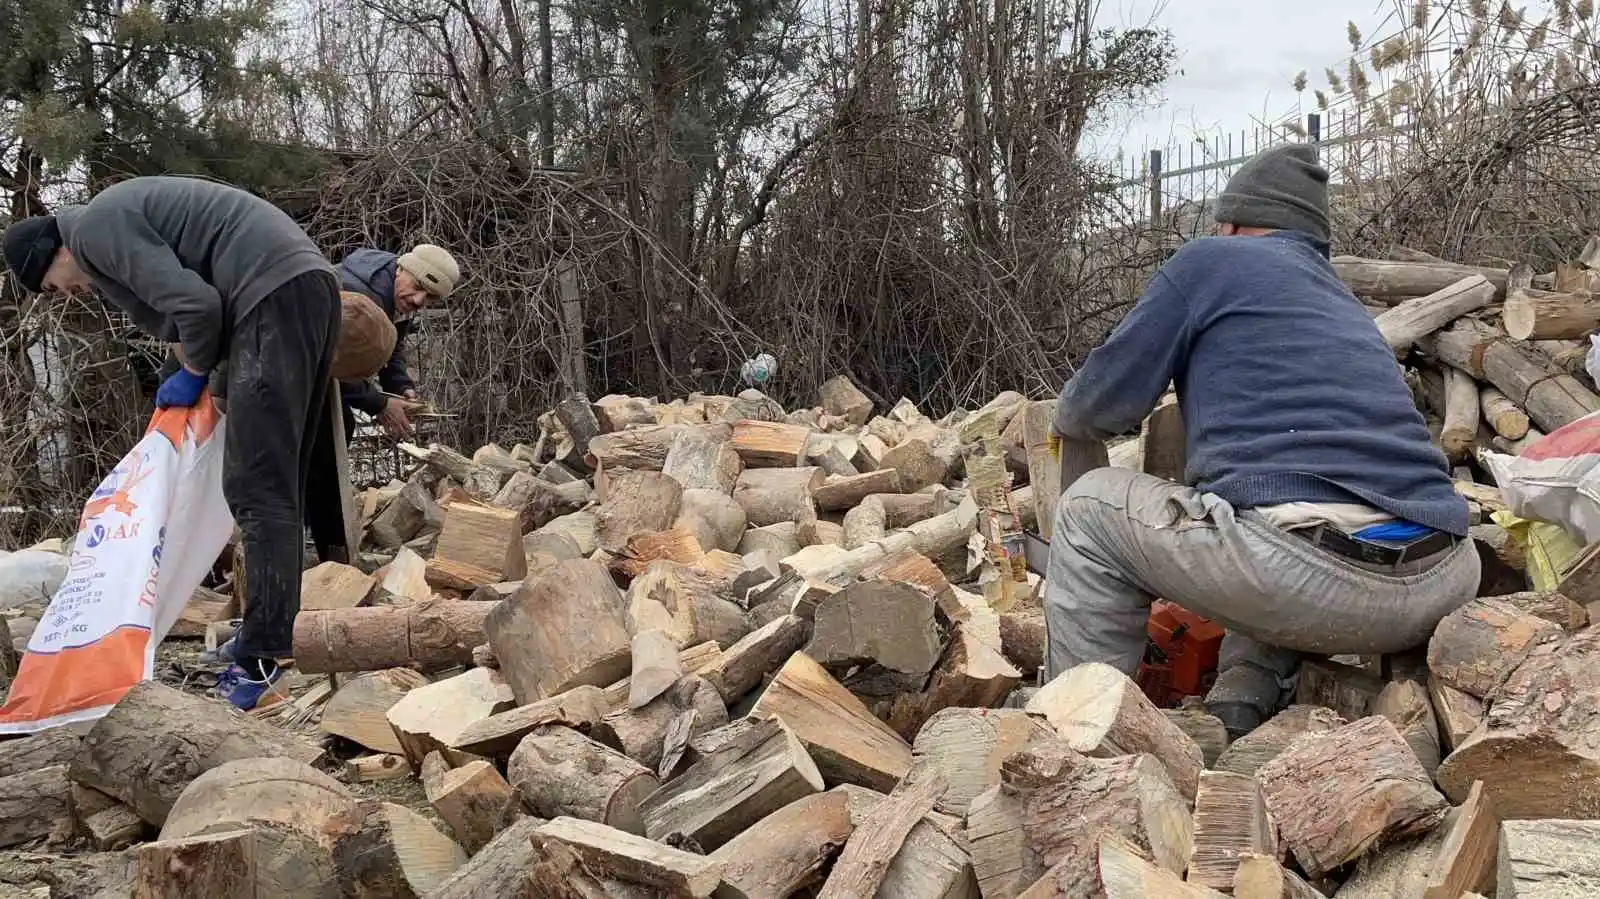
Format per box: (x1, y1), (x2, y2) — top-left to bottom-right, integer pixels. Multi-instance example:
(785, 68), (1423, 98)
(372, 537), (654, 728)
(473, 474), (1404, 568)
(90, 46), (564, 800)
(1019, 402), (1065, 540)
(1332, 256), (1509, 301)
(1436, 627), (1600, 817)
(816, 773), (945, 899)
(319, 668), (431, 754)
(299, 561), (377, 611)
(1257, 716), (1448, 878)
(447, 685), (610, 759)
(732, 420), (812, 468)
(1503, 286), (1600, 340)
(819, 376), (875, 425)
(1496, 819), (1600, 897)
(1231, 854), (1325, 899)
(593, 395), (659, 432)
(421, 754), (518, 854)
(733, 467), (823, 528)
(1295, 657), (1385, 721)
(69, 681), (323, 826)
(965, 740), (1193, 898)
(740, 521), (802, 558)
(1422, 318), (1600, 432)
(1026, 662), (1204, 801)
(834, 785), (981, 899)
(1187, 771), (1277, 892)
(609, 527), (706, 581)
(1213, 704), (1346, 777)
(641, 716), (825, 850)
(327, 799), (467, 898)
(601, 642), (725, 712)
(427, 816), (545, 899)
(626, 560), (749, 649)
(1163, 707), (1230, 768)
(910, 707), (1053, 818)
(1421, 780), (1497, 899)
(0, 724), (84, 779)
(699, 613), (810, 704)
(840, 491), (951, 549)
(1481, 386), (1532, 439)
(529, 816), (729, 897)
(507, 725), (659, 834)
(0, 764), (71, 848)
(855, 433), (890, 471)
(386, 667), (517, 767)
(880, 438), (952, 493)
(473, 442), (529, 479)
(1371, 679), (1443, 774)
(157, 758), (354, 897)
(1000, 600), (1047, 677)
(880, 621), (1022, 740)
(292, 596), (492, 674)
(662, 428), (742, 493)
(407, 443), (503, 500)
(751, 652), (914, 792)
(553, 395), (604, 469)
(380, 546), (433, 604)
(592, 674), (729, 769)
(814, 469), (900, 512)
(676, 489), (747, 554)
(1427, 596), (1564, 698)
(628, 629), (684, 709)
(1441, 367), (1481, 460)
(585, 424), (688, 471)
(133, 828), (301, 899)
(1099, 837), (1228, 899)
(1428, 676), (1484, 754)
(806, 580), (941, 686)
(958, 392), (1027, 442)
(1560, 540), (1600, 605)
(1332, 828), (1445, 898)
(595, 471), (685, 553)
(485, 559), (632, 703)
(707, 790), (853, 898)
(490, 470), (589, 533)
(71, 783), (146, 850)
(1374, 275), (1496, 355)
(369, 481), (437, 548)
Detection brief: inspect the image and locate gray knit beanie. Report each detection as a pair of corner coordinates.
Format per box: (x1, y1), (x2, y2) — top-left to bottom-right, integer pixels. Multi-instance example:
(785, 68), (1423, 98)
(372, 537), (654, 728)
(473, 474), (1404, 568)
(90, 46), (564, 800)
(1213, 143), (1330, 242)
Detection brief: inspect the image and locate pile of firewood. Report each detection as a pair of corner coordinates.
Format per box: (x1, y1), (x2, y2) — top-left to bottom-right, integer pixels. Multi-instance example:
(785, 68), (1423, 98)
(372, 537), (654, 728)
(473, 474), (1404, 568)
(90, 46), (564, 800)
(4, 256), (1600, 896)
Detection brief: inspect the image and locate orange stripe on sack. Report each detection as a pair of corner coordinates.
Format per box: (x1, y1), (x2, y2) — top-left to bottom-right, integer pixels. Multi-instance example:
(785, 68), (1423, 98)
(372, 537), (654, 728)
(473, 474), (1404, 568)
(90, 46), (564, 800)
(145, 391), (221, 448)
(0, 627), (151, 724)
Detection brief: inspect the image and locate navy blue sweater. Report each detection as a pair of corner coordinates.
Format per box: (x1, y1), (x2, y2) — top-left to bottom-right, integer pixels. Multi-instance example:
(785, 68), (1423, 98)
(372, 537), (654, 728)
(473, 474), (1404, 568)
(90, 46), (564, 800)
(1054, 230), (1468, 536)
(337, 249), (416, 415)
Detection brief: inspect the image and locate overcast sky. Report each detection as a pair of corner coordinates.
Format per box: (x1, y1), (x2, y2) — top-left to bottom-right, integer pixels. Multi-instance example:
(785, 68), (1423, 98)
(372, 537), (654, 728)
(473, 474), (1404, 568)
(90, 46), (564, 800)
(1089, 0), (1406, 161)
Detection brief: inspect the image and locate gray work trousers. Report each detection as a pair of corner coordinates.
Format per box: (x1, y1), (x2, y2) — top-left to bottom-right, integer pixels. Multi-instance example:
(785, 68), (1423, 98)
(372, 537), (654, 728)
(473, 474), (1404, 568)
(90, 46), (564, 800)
(1043, 467), (1480, 716)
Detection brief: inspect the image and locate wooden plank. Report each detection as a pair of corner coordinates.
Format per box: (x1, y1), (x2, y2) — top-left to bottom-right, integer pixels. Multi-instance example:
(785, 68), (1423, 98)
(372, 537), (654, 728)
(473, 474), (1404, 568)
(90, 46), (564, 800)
(329, 381), (362, 561)
(1423, 780), (1498, 899)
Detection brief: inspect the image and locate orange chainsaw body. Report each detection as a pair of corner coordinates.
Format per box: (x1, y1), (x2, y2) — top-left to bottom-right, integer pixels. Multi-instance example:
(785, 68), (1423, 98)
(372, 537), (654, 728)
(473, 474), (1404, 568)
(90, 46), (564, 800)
(1135, 601), (1225, 707)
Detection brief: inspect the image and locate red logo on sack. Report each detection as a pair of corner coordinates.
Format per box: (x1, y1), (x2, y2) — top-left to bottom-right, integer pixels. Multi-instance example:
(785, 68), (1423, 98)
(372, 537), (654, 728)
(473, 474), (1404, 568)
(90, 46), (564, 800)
(79, 453), (152, 530)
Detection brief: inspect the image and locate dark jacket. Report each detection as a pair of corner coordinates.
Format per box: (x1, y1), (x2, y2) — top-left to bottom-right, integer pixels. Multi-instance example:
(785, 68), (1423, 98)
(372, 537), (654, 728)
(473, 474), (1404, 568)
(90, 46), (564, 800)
(336, 249), (416, 415)
(55, 176), (332, 372)
(1054, 230), (1468, 536)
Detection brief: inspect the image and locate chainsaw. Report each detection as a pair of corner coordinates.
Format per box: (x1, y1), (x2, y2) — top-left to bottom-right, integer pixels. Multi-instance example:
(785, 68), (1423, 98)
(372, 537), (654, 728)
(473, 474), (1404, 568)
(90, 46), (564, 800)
(1024, 432), (1223, 707)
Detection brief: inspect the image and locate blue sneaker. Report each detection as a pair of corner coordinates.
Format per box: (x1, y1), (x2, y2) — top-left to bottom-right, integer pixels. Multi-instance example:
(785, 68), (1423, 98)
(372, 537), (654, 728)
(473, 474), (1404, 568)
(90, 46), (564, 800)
(215, 660), (287, 711)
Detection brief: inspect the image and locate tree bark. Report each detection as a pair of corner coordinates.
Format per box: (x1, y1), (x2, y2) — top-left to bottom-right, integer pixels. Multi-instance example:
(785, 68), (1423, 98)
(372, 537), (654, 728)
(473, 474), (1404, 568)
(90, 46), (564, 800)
(485, 559), (632, 703)
(507, 725), (659, 834)
(293, 597), (493, 674)
(1374, 275), (1496, 354)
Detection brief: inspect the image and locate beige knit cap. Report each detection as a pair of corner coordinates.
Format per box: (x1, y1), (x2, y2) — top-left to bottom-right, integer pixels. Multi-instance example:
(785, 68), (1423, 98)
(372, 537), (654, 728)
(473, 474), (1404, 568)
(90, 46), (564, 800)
(398, 243), (460, 297)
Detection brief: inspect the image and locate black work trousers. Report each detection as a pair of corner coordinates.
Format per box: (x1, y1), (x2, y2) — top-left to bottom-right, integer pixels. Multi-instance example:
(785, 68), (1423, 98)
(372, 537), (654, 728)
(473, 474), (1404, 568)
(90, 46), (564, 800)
(223, 270), (341, 660)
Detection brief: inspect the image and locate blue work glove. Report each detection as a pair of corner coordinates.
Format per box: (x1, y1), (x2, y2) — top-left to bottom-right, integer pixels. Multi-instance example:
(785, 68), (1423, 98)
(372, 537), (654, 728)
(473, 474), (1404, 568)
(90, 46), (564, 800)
(155, 367), (208, 409)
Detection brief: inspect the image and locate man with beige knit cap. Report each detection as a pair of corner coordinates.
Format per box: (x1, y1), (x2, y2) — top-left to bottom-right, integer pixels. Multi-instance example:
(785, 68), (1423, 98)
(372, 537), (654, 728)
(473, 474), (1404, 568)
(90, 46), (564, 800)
(336, 243), (460, 439)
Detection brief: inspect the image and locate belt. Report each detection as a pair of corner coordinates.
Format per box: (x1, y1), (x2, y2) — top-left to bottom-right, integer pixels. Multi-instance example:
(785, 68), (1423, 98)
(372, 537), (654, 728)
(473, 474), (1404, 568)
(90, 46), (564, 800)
(1293, 524), (1457, 567)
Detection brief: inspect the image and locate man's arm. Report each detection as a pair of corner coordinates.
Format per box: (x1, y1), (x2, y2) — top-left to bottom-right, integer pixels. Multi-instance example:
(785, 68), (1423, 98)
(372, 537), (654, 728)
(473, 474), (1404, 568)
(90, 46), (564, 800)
(72, 206), (226, 373)
(341, 379), (389, 417)
(376, 320), (415, 395)
(1053, 270), (1192, 442)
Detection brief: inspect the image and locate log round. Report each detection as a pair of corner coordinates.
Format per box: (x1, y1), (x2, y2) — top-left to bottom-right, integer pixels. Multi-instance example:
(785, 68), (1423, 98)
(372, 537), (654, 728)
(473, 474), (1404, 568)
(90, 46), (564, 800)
(507, 725), (660, 834)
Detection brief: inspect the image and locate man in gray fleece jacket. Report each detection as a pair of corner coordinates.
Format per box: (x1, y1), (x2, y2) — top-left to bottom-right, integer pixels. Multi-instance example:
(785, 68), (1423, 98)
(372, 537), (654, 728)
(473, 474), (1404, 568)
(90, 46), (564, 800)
(3, 175), (341, 711)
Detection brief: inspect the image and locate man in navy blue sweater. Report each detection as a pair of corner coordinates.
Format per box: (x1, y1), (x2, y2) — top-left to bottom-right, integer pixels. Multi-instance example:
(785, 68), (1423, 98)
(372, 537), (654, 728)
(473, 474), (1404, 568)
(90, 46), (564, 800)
(1046, 144), (1479, 736)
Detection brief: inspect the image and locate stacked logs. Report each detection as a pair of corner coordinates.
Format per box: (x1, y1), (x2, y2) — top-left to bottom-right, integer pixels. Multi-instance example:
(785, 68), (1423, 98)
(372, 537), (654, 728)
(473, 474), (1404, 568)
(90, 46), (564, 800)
(6, 300), (1600, 893)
